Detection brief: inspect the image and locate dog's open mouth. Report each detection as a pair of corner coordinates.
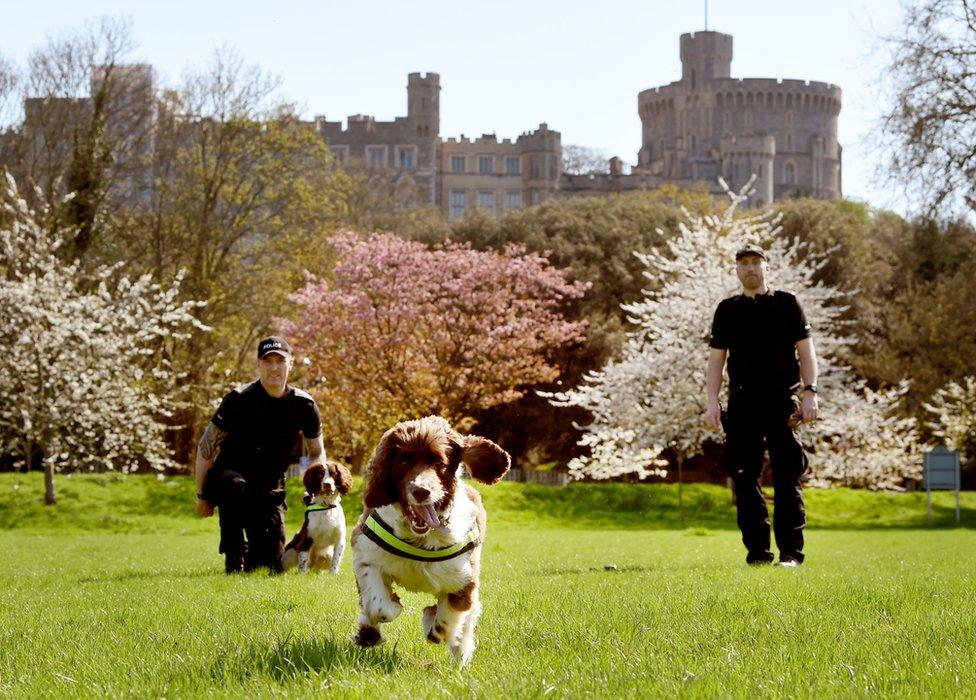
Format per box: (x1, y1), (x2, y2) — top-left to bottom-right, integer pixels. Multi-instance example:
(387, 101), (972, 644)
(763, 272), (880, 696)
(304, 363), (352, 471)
(408, 503), (441, 534)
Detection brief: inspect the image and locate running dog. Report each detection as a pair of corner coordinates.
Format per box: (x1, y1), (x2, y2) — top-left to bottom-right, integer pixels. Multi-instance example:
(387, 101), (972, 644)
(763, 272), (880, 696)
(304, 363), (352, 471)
(351, 416), (510, 666)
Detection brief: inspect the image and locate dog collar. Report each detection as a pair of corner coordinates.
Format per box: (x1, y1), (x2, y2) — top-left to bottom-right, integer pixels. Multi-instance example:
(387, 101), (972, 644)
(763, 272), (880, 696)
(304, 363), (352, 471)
(362, 510), (480, 562)
(305, 503), (336, 513)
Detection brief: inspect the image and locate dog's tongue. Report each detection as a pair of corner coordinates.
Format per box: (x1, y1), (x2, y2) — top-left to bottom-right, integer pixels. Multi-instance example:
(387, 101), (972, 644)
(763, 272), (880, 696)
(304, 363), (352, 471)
(418, 504), (440, 529)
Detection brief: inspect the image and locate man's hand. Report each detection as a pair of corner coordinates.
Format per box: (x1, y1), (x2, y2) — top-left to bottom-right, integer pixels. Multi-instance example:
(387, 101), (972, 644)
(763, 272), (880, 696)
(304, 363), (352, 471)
(705, 400), (722, 430)
(801, 392), (820, 422)
(196, 497), (215, 518)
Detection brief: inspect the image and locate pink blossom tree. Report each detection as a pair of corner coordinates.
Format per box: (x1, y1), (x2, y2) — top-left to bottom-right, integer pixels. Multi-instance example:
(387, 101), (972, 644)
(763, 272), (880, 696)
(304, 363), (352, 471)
(280, 231), (588, 467)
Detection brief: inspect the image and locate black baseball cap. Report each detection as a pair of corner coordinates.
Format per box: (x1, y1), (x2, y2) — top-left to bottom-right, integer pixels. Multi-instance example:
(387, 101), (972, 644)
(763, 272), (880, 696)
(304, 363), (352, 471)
(735, 244), (767, 261)
(257, 336), (292, 359)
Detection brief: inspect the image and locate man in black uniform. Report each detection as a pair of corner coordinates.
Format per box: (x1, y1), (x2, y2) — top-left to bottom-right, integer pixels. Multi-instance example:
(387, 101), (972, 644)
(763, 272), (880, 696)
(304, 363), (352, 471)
(195, 336), (325, 573)
(705, 245), (820, 567)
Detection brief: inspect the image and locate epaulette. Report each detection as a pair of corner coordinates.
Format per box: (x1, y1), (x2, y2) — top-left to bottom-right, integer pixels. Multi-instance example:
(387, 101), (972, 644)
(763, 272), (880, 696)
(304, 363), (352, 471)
(292, 387), (315, 402)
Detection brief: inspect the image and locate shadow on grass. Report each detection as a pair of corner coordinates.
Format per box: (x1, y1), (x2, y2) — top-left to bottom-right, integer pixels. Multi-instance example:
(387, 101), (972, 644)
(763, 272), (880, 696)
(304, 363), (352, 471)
(483, 482), (976, 531)
(484, 482), (741, 531)
(207, 632), (403, 683)
(3, 474), (974, 533)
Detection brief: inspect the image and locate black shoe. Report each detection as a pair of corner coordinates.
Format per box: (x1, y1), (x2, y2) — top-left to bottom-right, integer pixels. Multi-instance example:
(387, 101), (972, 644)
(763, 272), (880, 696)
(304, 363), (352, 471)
(225, 554), (245, 574)
(746, 552), (775, 566)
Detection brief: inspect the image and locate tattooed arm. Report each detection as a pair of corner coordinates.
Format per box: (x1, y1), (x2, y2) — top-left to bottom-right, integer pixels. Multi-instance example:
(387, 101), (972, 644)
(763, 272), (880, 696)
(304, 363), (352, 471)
(303, 433), (326, 468)
(194, 422), (227, 516)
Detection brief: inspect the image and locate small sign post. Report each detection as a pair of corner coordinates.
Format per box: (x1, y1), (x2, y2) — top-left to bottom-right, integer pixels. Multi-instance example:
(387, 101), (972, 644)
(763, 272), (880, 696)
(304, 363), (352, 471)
(923, 445), (961, 523)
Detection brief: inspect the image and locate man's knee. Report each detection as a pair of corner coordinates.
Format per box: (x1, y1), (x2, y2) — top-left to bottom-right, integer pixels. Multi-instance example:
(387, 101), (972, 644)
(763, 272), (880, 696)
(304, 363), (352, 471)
(770, 434), (808, 479)
(214, 470), (248, 503)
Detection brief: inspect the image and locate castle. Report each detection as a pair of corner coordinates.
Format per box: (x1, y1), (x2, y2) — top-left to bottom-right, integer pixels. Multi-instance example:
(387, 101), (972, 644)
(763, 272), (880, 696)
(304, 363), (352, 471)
(318, 29), (842, 214)
(633, 30), (842, 204)
(313, 72), (561, 218)
(2, 30), (841, 217)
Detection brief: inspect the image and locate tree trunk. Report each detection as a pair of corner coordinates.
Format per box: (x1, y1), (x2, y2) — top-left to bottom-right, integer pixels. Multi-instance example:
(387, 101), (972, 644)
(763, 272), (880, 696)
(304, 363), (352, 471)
(44, 459), (57, 506)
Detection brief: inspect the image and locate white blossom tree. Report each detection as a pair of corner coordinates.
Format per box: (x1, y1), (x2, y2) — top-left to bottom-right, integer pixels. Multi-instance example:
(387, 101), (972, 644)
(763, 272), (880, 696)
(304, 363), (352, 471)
(0, 173), (207, 504)
(545, 179), (920, 489)
(924, 376), (976, 464)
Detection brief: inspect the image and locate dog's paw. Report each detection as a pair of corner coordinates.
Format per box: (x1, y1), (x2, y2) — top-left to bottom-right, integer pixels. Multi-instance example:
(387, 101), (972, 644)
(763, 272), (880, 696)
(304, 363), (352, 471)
(376, 596), (402, 622)
(451, 637), (476, 666)
(364, 595), (402, 624)
(423, 605), (448, 644)
(353, 624), (384, 648)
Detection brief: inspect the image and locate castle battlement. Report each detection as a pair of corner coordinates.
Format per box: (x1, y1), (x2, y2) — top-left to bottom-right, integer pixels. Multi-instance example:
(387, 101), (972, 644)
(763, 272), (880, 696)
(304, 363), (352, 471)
(633, 28), (842, 204)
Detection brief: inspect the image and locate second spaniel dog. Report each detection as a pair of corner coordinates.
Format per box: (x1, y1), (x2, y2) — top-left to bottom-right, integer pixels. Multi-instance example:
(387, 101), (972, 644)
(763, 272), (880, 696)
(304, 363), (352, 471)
(351, 415), (510, 666)
(282, 461), (352, 574)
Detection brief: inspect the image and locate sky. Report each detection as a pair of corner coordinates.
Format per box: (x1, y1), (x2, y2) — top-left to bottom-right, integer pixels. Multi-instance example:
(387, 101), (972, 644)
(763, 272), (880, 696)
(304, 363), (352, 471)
(0, 0), (908, 212)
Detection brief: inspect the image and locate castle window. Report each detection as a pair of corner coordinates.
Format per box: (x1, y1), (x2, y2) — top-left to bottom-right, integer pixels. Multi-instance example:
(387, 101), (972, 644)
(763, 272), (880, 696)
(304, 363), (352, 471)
(504, 156), (521, 175)
(530, 190), (541, 205)
(365, 145), (387, 167)
(478, 155), (495, 174)
(395, 145), (417, 170)
(784, 161), (796, 185)
(451, 155), (466, 173)
(691, 134), (697, 151)
(787, 111), (794, 128)
(477, 190), (496, 214)
(787, 133), (793, 151)
(505, 191), (522, 209)
(329, 145), (348, 165)
(449, 190), (467, 219)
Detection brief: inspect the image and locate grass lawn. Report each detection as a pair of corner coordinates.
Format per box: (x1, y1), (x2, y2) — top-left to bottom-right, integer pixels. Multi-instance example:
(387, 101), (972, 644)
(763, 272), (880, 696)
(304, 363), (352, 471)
(0, 473), (974, 698)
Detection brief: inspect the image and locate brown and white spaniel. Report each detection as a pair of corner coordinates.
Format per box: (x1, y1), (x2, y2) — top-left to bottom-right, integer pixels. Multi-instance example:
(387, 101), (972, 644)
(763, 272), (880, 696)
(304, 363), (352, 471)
(351, 416), (510, 666)
(282, 461), (352, 574)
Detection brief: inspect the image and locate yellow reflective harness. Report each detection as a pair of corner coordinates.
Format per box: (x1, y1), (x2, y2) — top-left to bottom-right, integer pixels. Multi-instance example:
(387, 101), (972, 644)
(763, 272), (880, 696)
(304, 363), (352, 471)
(362, 510), (480, 562)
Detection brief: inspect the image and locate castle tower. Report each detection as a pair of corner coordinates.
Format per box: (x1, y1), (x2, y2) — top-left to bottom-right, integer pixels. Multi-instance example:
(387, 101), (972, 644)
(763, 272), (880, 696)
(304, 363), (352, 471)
(680, 31), (732, 88)
(518, 123), (561, 205)
(721, 135), (775, 206)
(407, 72), (440, 138)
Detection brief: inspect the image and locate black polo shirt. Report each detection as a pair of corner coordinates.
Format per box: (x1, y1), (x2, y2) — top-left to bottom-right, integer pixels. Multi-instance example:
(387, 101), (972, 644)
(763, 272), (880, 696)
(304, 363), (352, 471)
(211, 380), (322, 492)
(709, 289), (811, 395)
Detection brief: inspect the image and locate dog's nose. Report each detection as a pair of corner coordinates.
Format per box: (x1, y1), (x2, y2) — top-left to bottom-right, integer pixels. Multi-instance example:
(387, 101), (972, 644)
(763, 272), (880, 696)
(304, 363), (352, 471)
(411, 486), (430, 502)
(322, 483), (333, 493)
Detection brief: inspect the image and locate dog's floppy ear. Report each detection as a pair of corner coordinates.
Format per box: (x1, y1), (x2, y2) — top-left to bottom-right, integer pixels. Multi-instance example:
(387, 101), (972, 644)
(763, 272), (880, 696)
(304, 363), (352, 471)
(331, 461), (353, 495)
(461, 435), (511, 485)
(303, 463), (326, 495)
(363, 429), (399, 508)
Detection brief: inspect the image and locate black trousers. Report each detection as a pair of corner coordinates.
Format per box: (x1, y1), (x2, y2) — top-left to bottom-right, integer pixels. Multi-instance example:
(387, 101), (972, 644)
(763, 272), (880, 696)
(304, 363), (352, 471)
(203, 468), (286, 572)
(722, 392), (808, 564)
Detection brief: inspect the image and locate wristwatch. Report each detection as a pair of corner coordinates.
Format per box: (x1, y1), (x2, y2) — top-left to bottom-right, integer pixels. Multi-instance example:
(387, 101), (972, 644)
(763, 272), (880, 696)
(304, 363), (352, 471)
(803, 384), (819, 394)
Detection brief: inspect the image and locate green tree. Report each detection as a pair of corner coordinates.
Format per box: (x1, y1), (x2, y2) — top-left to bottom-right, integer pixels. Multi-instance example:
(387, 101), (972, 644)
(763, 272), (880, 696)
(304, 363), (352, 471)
(114, 50), (350, 462)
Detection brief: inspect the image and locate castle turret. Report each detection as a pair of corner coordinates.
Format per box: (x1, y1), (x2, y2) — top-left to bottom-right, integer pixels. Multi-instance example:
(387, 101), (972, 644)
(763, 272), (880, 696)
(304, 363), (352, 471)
(407, 72), (440, 137)
(517, 123), (561, 205)
(721, 134), (775, 206)
(680, 31), (732, 88)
